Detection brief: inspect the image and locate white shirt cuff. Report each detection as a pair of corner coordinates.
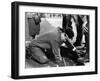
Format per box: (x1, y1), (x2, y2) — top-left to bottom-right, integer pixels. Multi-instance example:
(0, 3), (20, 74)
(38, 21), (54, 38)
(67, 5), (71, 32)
(72, 47), (76, 51)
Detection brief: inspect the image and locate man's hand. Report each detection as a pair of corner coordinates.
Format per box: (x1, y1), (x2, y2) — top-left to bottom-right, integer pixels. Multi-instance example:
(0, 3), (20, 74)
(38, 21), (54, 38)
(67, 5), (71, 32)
(73, 47), (82, 55)
(75, 49), (81, 54)
(54, 57), (65, 67)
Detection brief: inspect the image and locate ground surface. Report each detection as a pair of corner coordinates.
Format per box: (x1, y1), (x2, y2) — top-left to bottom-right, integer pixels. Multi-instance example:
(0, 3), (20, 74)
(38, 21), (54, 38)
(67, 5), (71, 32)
(25, 57), (75, 68)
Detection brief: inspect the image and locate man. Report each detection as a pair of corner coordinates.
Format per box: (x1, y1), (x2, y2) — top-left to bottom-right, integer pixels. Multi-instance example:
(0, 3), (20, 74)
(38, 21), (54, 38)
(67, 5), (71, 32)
(73, 15), (84, 46)
(27, 27), (83, 67)
(27, 13), (41, 39)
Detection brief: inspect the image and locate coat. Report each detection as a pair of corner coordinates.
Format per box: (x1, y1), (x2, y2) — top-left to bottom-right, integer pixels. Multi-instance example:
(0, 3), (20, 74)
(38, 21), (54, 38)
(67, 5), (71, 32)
(29, 27), (74, 58)
(27, 16), (41, 37)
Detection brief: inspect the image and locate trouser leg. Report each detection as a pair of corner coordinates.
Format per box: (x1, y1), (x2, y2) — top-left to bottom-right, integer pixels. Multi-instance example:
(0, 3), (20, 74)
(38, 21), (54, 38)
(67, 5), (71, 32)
(30, 47), (49, 64)
(84, 32), (89, 62)
(60, 47), (84, 65)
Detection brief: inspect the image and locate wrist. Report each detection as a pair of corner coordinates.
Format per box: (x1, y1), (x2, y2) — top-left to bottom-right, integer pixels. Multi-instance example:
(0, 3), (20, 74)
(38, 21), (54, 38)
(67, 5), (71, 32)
(72, 47), (76, 51)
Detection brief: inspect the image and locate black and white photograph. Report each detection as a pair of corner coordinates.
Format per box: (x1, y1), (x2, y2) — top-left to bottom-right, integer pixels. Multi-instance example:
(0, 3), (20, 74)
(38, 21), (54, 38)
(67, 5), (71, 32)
(25, 12), (89, 68)
(11, 2), (97, 79)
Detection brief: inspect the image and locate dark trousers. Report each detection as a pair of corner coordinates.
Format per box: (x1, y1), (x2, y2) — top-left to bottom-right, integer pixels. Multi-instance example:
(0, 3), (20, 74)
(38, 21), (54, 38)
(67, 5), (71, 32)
(60, 46), (79, 63)
(74, 15), (83, 46)
(74, 25), (83, 46)
(84, 32), (89, 60)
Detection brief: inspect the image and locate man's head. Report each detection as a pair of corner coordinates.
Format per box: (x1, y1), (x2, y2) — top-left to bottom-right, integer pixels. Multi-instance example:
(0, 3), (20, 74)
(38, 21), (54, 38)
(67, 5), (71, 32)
(65, 28), (74, 39)
(58, 27), (67, 42)
(60, 32), (67, 42)
(58, 27), (74, 42)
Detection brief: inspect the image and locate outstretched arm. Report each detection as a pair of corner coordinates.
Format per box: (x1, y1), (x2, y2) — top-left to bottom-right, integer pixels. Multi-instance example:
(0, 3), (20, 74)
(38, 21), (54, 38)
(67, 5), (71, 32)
(64, 34), (76, 51)
(50, 40), (62, 61)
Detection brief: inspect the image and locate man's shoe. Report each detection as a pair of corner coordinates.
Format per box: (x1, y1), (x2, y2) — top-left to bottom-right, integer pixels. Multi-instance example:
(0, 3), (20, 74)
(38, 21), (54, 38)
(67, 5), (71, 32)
(77, 57), (84, 63)
(76, 62), (85, 66)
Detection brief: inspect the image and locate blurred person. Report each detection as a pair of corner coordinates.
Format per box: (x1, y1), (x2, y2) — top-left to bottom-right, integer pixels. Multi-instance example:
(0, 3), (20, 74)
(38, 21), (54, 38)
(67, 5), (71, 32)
(27, 13), (41, 39)
(62, 14), (72, 30)
(73, 15), (84, 46)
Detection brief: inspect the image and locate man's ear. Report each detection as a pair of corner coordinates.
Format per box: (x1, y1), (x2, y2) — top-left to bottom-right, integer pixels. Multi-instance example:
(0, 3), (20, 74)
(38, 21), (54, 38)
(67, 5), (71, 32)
(58, 27), (65, 33)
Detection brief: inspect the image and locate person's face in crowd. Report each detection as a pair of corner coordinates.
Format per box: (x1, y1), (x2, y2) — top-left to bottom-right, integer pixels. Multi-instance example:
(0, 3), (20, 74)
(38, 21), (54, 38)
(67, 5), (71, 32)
(61, 32), (67, 42)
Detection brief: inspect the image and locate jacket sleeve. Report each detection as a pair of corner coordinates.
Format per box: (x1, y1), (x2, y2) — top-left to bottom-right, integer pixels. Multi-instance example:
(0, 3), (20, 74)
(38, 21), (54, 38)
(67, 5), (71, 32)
(65, 35), (75, 50)
(50, 40), (61, 59)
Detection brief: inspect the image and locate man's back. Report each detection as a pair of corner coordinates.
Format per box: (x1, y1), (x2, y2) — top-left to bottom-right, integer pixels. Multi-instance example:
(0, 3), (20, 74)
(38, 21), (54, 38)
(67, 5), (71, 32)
(29, 28), (61, 49)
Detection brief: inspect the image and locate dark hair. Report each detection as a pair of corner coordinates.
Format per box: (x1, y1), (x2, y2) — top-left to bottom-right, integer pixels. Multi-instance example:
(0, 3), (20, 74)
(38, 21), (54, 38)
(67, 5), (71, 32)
(65, 28), (74, 39)
(58, 27), (74, 39)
